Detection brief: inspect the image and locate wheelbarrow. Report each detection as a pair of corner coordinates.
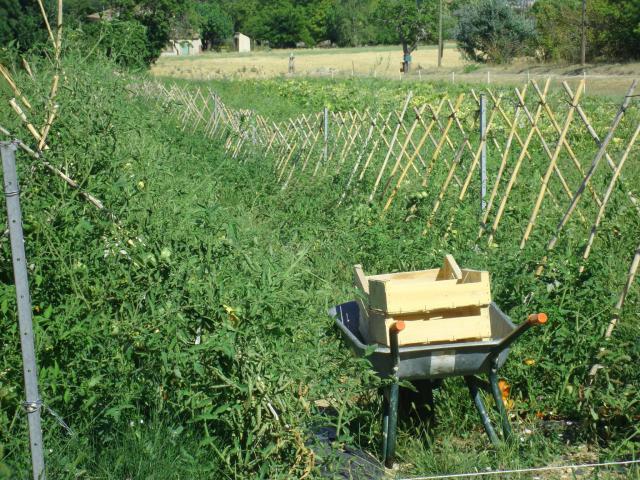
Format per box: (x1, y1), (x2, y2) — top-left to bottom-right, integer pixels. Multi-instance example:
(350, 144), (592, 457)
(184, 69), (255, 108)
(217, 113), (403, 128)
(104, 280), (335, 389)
(329, 301), (547, 467)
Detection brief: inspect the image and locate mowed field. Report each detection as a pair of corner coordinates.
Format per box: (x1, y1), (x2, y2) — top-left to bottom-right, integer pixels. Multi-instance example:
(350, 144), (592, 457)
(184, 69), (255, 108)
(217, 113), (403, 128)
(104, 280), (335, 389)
(152, 44), (465, 79)
(152, 44), (640, 97)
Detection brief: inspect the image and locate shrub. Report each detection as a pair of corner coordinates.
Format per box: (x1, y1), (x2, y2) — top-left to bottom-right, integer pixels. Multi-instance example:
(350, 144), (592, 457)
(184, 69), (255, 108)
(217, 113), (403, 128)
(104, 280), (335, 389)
(454, 0), (537, 64)
(81, 20), (150, 70)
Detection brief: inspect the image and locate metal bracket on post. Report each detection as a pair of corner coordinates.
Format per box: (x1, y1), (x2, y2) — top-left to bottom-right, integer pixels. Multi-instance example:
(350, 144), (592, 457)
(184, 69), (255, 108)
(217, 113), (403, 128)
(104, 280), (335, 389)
(1, 142), (46, 480)
(480, 94), (487, 213)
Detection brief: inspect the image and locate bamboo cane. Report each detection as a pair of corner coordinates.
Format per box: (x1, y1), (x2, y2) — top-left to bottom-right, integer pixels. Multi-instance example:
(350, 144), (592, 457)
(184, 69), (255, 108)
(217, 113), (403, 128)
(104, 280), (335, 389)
(21, 58), (35, 80)
(542, 80), (638, 254)
(413, 100), (462, 186)
(277, 144), (297, 182)
(368, 92), (413, 202)
(520, 81), (584, 249)
(562, 82), (640, 216)
(382, 100), (453, 211)
(0, 64), (33, 109)
(0, 125), (105, 210)
(324, 112), (347, 172)
(358, 112), (394, 181)
(578, 122), (640, 272)
(421, 95), (465, 187)
(56, 0), (63, 60)
(531, 80), (602, 207)
(381, 110), (422, 190)
(487, 79), (551, 245)
(426, 140), (467, 228)
(396, 107), (428, 168)
(9, 99), (44, 145)
(604, 243), (640, 339)
(38, 104), (59, 151)
(338, 119), (376, 206)
(36, 0), (56, 49)
(337, 112), (363, 170)
(478, 89), (526, 238)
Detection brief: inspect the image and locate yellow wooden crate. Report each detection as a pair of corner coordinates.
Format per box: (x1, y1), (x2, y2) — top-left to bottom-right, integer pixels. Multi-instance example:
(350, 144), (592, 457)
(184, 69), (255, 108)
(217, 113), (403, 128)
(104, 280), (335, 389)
(353, 255), (492, 347)
(366, 257), (491, 314)
(367, 306), (491, 347)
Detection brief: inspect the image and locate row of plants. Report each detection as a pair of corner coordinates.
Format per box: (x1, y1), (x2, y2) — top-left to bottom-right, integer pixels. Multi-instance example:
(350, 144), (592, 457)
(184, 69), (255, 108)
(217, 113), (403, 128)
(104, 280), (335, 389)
(0, 54), (638, 478)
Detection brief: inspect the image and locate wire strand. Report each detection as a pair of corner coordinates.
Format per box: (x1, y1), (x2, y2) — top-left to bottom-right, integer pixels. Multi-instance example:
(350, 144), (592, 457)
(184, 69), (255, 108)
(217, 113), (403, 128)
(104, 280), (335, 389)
(398, 459), (640, 480)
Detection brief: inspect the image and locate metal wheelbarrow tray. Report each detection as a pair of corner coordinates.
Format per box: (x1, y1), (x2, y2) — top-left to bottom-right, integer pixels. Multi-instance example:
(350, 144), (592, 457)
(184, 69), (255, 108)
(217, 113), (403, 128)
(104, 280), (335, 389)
(329, 300), (547, 467)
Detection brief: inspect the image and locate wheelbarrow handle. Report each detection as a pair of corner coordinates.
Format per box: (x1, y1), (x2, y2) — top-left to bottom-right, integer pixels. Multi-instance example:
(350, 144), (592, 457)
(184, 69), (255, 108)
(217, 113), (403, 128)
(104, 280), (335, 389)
(493, 312), (547, 352)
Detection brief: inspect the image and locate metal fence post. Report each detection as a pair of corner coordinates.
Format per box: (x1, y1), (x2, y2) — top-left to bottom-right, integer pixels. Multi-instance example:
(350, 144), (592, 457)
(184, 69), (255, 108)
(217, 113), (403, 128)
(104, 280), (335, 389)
(480, 95), (487, 212)
(323, 107), (329, 165)
(1, 142), (46, 480)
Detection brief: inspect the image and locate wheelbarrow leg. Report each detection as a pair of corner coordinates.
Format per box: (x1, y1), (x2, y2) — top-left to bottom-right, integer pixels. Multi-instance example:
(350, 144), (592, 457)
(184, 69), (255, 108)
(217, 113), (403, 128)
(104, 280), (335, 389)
(384, 322), (403, 468)
(465, 376), (499, 446)
(381, 388), (389, 464)
(489, 360), (512, 440)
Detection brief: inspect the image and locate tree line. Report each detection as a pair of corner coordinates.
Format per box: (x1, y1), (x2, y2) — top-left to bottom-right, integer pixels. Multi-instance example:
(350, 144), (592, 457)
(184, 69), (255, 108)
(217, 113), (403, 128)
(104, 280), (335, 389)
(0, 0), (638, 68)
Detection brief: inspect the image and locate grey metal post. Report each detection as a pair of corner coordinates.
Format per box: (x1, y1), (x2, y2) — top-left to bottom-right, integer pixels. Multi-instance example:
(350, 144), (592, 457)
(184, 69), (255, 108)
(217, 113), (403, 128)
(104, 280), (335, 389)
(1, 142), (46, 480)
(323, 107), (329, 164)
(480, 95), (487, 212)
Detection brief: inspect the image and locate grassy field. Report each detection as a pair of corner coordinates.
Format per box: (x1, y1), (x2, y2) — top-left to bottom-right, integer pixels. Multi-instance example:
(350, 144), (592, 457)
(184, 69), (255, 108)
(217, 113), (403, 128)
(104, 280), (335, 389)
(152, 44), (640, 97)
(1, 56), (639, 479)
(152, 44), (466, 79)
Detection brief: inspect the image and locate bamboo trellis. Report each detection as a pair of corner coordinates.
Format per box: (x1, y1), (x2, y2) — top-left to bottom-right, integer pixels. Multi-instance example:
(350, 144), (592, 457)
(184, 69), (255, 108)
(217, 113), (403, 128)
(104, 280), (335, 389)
(137, 78), (640, 343)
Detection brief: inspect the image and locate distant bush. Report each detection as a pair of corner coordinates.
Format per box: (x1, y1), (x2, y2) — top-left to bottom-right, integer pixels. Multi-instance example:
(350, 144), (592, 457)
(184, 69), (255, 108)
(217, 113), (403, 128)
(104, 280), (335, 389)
(454, 0), (537, 64)
(82, 20), (150, 70)
(532, 0), (640, 63)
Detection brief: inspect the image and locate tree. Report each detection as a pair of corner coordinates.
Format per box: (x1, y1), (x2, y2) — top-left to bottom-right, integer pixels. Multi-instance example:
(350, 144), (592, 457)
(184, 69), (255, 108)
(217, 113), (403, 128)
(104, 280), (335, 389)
(244, 0), (313, 48)
(0, 0), (50, 52)
(115, 0), (191, 64)
(531, 0), (582, 62)
(375, 0), (438, 72)
(454, 0), (536, 64)
(532, 0), (640, 63)
(195, 1), (233, 50)
(83, 19), (150, 69)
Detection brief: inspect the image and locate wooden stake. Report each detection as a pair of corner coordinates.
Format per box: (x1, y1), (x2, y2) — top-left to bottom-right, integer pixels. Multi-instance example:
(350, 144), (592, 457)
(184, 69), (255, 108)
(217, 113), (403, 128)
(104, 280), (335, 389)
(579, 123), (640, 272)
(542, 80), (637, 254)
(520, 81), (584, 249)
(368, 92), (413, 202)
(36, 0), (56, 49)
(605, 244), (640, 339)
(0, 64), (32, 109)
(487, 79), (551, 245)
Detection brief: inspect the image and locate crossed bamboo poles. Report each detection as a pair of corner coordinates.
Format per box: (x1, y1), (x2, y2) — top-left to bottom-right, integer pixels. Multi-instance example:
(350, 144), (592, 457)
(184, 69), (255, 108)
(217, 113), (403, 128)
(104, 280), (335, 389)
(142, 78), (640, 342)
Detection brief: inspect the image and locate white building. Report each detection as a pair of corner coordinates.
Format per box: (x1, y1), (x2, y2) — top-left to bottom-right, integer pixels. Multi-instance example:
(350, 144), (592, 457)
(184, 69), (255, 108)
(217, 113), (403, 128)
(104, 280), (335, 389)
(234, 33), (251, 53)
(161, 38), (203, 56)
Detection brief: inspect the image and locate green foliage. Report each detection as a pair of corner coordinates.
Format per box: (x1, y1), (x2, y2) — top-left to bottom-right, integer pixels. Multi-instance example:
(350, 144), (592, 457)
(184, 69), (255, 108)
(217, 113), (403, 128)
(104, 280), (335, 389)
(531, 0), (582, 62)
(115, 0), (192, 64)
(244, 0), (313, 48)
(375, 0), (438, 53)
(0, 0), (49, 52)
(454, 0), (537, 63)
(1, 55), (640, 476)
(194, 1), (233, 51)
(80, 20), (150, 69)
(533, 0), (640, 63)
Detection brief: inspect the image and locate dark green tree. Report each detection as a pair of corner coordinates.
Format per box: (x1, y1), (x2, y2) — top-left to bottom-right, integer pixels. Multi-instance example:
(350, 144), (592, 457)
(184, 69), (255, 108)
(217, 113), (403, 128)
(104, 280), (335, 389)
(454, 0), (536, 64)
(375, 0), (438, 72)
(0, 0), (50, 52)
(244, 0), (313, 48)
(194, 1), (233, 50)
(115, 0), (191, 64)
